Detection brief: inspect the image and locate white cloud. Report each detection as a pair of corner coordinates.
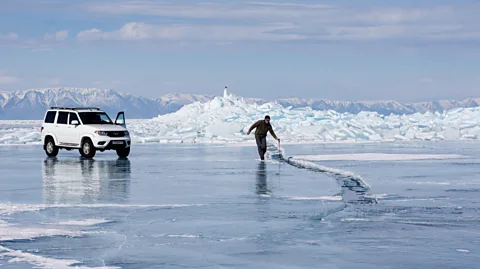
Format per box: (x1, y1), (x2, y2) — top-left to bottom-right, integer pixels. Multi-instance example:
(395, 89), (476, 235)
(44, 30), (69, 41)
(77, 29), (103, 41)
(76, 21), (465, 43)
(312, 24), (463, 41)
(421, 77), (433, 83)
(0, 74), (19, 85)
(77, 1), (480, 43)
(245, 2), (332, 9)
(356, 7), (452, 24)
(81, 1), (449, 23)
(0, 32), (19, 41)
(91, 80), (121, 86)
(31, 47), (55, 52)
(82, 1), (311, 20)
(45, 77), (62, 86)
(77, 22), (301, 42)
(163, 81), (184, 86)
(0, 35), (56, 51)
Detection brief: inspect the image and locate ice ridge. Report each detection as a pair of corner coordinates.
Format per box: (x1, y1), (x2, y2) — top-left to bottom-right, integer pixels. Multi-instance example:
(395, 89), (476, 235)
(266, 143), (377, 217)
(2, 90), (480, 145)
(129, 90), (480, 144)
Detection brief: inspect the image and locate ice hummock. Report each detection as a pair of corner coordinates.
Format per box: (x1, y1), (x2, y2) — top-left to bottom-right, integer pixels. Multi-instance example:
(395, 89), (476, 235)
(2, 90), (480, 144)
(128, 90), (480, 144)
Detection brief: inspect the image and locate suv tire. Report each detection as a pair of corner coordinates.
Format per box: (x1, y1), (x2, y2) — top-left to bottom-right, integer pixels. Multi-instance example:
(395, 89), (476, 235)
(116, 147), (130, 158)
(45, 137), (59, 157)
(80, 138), (96, 158)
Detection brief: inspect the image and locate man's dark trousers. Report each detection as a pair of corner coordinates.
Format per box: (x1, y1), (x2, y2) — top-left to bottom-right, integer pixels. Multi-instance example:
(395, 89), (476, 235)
(255, 135), (267, 160)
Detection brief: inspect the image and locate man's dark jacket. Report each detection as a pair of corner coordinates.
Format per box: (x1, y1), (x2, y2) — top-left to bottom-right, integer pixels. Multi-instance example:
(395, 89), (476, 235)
(248, 120), (278, 139)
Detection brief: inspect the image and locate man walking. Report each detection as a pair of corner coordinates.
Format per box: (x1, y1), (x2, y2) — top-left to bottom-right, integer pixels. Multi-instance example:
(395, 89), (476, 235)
(247, 115), (280, 160)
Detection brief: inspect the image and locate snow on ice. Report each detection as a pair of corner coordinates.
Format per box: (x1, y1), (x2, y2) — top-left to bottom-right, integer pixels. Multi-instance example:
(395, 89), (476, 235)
(2, 90), (480, 145)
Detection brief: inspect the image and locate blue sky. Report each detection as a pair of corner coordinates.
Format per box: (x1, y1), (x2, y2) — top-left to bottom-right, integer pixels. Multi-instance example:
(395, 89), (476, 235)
(1, 0), (479, 102)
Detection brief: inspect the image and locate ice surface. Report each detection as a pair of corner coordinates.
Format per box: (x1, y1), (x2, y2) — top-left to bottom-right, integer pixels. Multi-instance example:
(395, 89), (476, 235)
(264, 141), (376, 206)
(283, 157), (374, 205)
(0, 203), (202, 216)
(0, 142), (479, 268)
(0, 120), (41, 144)
(272, 142), (370, 192)
(0, 246), (120, 269)
(286, 196), (343, 201)
(0, 144), (347, 269)
(0, 219), (118, 268)
(3, 91), (480, 145)
(56, 219), (112, 226)
(292, 153), (469, 161)
(0, 220), (98, 241)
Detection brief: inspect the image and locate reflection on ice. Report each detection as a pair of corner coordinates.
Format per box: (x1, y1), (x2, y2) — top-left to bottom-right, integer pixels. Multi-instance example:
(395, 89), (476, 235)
(1, 142), (479, 269)
(42, 157), (131, 204)
(255, 162), (270, 195)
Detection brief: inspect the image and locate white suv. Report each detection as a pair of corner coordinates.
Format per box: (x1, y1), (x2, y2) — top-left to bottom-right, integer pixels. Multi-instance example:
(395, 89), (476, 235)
(41, 107), (131, 158)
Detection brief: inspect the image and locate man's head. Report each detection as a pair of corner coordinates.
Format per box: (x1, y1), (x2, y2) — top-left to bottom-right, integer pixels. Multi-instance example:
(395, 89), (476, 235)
(264, 115), (270, 124)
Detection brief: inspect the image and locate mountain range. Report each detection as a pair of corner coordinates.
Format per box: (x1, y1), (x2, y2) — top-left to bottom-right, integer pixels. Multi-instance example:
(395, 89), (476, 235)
(0, 88), (212, 120)
(0, 87), (479, 120)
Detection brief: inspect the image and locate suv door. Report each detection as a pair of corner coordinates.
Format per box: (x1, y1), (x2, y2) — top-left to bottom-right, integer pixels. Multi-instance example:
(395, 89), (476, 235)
(115, 111), (126, 127)
(55, 111), (69, 144)
(42, 110), (57, 132)
(64, 112), (81, 146)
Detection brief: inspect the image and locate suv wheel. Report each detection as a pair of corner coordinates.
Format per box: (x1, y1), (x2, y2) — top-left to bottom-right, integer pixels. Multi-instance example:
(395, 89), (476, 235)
(45, 137), (59, 157)
(116, 147), (130, 158)
(80, 138), (96, 158)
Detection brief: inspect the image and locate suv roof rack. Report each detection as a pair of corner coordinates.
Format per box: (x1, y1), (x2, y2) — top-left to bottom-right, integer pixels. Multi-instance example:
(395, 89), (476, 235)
(50, 107), (101, 111)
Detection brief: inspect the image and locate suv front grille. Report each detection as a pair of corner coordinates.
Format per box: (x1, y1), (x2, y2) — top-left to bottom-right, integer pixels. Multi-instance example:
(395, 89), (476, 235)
(107, 131), (125, 137)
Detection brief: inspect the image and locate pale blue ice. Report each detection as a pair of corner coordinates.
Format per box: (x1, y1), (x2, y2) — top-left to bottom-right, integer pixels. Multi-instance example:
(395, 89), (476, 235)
(0, 141), (478, 268)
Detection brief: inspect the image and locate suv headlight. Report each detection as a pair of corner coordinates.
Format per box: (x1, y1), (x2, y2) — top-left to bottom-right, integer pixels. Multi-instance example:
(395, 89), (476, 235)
(124, 131), (130, 136)
(95, 130), (108, 136)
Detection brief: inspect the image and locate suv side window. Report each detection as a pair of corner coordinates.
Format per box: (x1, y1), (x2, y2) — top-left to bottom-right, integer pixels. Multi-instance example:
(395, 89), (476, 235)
(44, 111), (56, 123)
(57, 112), (68, 124)
(69, 112), (79, 124)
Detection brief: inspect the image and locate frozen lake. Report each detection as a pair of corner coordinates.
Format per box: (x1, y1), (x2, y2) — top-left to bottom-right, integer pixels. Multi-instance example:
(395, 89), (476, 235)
(0, 141), (478, 268)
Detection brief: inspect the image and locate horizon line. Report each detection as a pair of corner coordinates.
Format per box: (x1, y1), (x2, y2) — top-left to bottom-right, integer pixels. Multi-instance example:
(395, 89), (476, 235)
(1, 86), (479, 104)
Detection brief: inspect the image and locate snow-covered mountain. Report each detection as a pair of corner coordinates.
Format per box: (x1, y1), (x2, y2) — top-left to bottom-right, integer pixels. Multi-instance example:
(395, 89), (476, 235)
(274, 97), (480, 115)
(0, 88), (212, 120)
(155, 93), (215, 113)
(0, 87), (479, 120)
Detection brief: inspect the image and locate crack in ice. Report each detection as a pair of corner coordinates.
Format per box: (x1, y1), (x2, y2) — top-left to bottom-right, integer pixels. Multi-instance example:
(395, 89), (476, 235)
(267, 144), (378, 220)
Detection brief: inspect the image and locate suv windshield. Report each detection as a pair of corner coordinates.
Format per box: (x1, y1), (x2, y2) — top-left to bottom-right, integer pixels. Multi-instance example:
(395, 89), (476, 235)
(78, 112), (113, 125)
